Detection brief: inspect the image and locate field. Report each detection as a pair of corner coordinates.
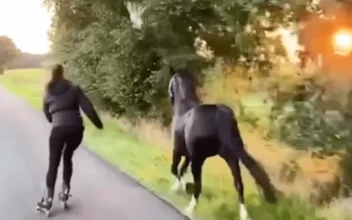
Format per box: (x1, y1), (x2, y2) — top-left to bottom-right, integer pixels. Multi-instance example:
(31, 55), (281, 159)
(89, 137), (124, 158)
(0, 68), (347, 220)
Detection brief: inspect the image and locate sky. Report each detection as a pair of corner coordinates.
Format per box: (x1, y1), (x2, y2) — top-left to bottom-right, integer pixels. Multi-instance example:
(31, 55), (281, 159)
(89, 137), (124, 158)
(0, 0), (52, 54)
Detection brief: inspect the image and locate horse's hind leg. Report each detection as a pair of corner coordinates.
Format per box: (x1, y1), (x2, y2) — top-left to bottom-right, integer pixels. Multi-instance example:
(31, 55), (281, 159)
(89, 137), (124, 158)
(184, 157), (205, 218)
(170, 149), (183, 191)
(221, 153), (251, 220)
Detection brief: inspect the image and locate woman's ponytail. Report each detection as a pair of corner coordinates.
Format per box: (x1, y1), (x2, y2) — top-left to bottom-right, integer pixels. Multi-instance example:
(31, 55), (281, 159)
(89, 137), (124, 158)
(46, 64), (64, 92)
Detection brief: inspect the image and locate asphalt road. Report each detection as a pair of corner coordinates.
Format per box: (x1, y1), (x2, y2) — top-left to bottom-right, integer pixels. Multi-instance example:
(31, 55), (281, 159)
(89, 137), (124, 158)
(0, 86), (187, 220)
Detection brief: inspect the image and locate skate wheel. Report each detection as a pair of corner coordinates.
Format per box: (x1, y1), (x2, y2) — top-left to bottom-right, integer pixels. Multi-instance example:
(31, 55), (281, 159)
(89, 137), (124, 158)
(36, 208), (50, 218)
(36, 206), (42, 213)
(45, 210), (50, 218)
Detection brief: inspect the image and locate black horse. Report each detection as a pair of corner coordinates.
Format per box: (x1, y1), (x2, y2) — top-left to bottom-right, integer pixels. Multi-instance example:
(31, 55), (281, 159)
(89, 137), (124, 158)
(168, 68), (277, 220)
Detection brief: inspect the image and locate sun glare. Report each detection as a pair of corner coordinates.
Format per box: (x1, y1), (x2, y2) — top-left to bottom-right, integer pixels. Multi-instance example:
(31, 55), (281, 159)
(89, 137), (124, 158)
(333, 29), (352, 56)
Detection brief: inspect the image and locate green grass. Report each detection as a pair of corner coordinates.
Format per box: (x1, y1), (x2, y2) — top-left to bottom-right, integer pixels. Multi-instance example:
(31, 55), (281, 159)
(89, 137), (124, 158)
(0, 68), (329, 220)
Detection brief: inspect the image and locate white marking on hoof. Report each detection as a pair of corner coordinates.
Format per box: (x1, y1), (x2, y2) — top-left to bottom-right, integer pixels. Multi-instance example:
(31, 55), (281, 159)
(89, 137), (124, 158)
(239, 203), (251, 220)
(171, 177), (187, 192)
(171, 177), (181, 191)
(180, 178), (186, 191)
(184, 196), (197, 218)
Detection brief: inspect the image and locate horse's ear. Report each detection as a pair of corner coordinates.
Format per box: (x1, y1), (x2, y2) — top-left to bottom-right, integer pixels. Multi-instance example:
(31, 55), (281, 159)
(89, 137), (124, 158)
(169, 66), (176, 75)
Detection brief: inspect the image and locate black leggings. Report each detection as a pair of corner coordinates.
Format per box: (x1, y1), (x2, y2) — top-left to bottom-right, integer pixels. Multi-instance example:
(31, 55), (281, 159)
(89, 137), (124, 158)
(46, 126), (84, 197)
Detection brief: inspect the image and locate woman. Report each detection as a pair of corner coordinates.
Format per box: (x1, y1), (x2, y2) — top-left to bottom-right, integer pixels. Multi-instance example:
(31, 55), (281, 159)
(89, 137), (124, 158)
(36, 64), (103, 215)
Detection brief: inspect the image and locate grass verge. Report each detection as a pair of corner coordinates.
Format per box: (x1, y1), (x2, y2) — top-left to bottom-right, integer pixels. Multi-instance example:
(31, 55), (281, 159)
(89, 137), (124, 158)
(0, 68), (337, 220)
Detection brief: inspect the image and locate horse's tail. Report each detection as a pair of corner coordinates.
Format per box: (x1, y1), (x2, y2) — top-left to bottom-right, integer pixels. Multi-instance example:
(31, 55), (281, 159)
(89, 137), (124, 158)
(219, 112), (277, 203)
(234, 136), (277, 203)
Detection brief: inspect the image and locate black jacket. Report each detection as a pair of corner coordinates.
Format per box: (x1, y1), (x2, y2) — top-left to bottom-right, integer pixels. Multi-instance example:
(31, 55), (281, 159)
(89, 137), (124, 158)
(43, 79), (103, 129)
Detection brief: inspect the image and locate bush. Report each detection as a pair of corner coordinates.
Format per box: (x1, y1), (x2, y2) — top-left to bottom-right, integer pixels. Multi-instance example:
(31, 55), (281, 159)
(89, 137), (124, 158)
(269, 100), (352, 154)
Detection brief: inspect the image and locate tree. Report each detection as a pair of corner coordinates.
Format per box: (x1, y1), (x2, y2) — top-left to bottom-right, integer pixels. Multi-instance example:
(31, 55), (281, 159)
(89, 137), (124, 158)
(7, 53), (48, 69)
(45, 0), (298, 124)
(0, 36), (20, 74)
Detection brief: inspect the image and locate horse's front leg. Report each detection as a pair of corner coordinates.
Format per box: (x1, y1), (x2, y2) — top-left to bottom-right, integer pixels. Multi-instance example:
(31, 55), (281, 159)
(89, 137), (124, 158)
(180, 156), (190, 178)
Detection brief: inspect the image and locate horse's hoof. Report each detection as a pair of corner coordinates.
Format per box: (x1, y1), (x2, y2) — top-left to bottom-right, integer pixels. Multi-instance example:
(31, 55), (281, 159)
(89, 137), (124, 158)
(183, 196), (197, 219)
(171, 184), (179, 191)
(171, 178), (182, 192)
(185, 182), (194, 194)
(239, 203), (251, 220)
(183, 208), (194, 219)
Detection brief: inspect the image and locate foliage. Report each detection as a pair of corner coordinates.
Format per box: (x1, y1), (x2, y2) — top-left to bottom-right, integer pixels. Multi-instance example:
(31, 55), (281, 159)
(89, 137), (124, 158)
(271, 102), (342, 152)
(0, 36), (20, 73)
(44, 0), (300, 124)
(269, 82), (352, 154)
(44, 0), (352, 156)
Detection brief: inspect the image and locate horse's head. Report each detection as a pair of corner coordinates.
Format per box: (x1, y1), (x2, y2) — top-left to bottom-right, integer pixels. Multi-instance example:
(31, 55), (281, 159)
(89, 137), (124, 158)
(168, 68), (197, 106)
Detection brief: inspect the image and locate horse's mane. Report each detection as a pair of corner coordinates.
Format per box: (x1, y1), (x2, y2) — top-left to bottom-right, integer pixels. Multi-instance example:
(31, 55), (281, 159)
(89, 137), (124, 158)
(175, 68), (196, 83)
(174, 68), (199, 102)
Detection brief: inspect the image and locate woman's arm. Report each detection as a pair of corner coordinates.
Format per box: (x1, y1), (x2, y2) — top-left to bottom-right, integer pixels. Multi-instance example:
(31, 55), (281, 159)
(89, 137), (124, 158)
(43, 100), (52, 123)
(77, 86), (103, 129)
